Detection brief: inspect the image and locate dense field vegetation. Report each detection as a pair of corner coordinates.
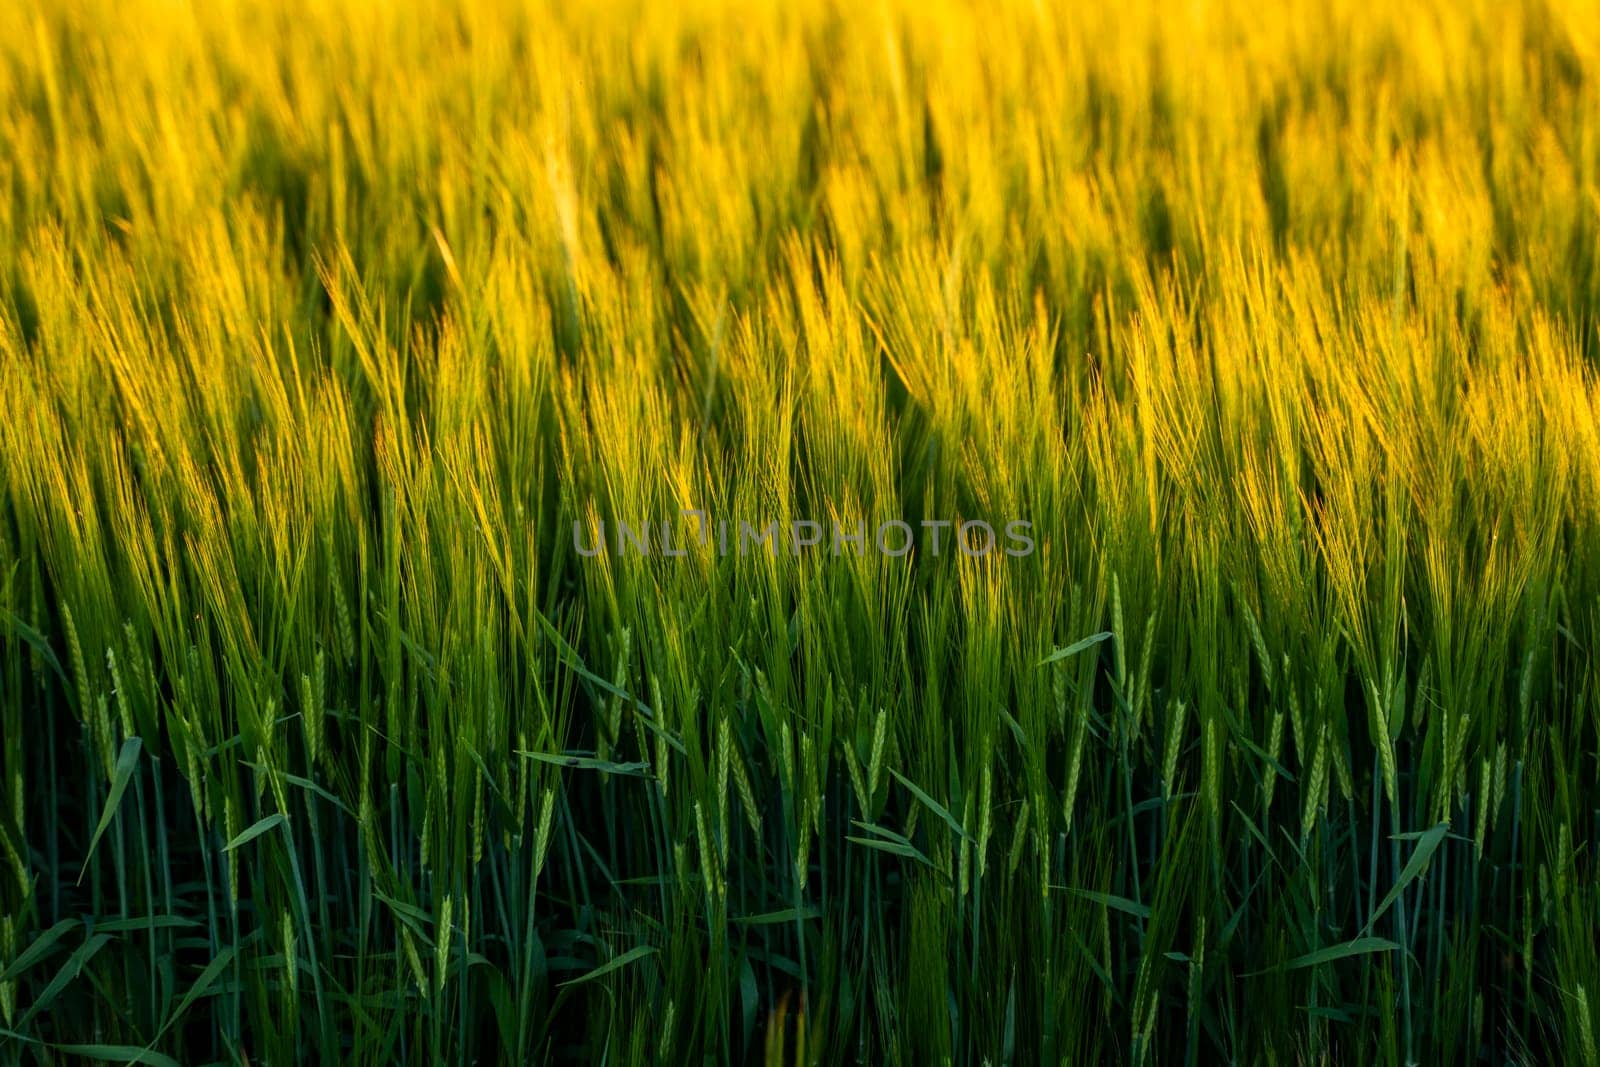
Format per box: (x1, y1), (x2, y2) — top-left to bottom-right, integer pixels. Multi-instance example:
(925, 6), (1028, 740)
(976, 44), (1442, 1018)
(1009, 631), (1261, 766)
(1, 0), (1598, 1061)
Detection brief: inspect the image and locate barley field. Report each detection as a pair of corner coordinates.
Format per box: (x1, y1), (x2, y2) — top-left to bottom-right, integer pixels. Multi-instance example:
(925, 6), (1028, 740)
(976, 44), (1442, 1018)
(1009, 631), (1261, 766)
(0, 0), (1597, 1062)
